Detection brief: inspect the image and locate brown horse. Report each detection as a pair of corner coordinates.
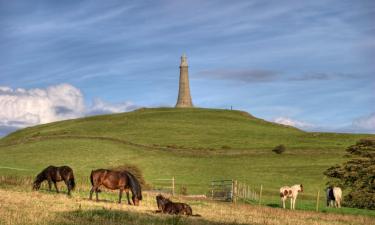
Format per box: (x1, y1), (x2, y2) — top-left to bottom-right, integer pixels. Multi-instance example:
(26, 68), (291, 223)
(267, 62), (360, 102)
(33, 165), (75, 195)
(156, 194), (193, 216)
(89, 169), (142, 205)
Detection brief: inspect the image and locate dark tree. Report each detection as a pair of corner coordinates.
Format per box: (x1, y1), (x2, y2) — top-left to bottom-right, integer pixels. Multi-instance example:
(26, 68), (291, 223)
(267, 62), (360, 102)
(324, 138), (375, 209)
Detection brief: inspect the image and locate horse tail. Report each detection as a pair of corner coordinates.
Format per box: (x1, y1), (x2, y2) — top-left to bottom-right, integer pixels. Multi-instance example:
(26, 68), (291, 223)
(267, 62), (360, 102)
(90, 170), (94, 186)
(69, 175), (76, 190)
(125, 171), (142, 200)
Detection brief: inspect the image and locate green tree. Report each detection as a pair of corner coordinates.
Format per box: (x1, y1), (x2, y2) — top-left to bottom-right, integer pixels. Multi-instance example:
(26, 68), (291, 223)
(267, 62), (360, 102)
(324, 138), (375, 209)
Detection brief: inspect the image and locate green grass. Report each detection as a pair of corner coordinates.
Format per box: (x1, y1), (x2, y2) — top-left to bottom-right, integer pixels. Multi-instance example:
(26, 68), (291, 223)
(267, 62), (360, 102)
(0, 107), (374, 217)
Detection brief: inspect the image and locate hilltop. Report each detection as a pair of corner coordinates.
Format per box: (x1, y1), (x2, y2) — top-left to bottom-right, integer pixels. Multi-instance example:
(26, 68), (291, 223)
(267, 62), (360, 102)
(0, 107), (370, 152)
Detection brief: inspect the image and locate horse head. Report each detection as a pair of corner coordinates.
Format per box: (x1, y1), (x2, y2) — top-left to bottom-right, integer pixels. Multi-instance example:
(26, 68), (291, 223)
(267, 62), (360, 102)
(299, 184), (303, 192)
(32, 180), (41, 190)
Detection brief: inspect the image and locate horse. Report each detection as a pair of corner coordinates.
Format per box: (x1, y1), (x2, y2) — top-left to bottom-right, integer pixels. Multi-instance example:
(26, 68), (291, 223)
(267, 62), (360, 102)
(327, 186), (342, 208)
(156, 194), (192, 216)
(32, 165), (75, 195)
(279, 184), (303, 210)
(89, 169), (142, 205)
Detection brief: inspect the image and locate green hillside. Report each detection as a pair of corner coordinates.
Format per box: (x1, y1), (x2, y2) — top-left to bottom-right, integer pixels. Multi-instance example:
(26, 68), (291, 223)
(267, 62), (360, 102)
(0, 107), (369, 151)
(1, 107), (374, 215)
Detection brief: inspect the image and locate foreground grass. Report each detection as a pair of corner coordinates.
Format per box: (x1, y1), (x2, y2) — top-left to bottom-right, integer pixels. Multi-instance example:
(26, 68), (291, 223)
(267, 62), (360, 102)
(0, 188), (373, 225)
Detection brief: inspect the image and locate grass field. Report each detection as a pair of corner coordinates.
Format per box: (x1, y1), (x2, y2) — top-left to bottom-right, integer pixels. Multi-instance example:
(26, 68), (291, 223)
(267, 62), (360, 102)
(0, 107), (374, 224)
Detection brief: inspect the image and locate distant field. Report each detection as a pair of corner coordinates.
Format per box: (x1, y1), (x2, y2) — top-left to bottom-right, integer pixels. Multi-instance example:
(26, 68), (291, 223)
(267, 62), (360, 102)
(0, 107), (374, 221)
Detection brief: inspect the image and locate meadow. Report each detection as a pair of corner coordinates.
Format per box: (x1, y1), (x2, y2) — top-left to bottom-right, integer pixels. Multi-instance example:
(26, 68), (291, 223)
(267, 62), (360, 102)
(0, 108), (374, 224)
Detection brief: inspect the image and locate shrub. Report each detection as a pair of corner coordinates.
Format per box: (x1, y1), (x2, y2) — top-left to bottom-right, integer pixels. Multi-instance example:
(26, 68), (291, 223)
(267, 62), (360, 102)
(110, 164), (149, 189)
(179, 186), (188, 195)
(221, 145), (231, 150)
(272, 144), (286, 154)
(324, 138), (375, 209)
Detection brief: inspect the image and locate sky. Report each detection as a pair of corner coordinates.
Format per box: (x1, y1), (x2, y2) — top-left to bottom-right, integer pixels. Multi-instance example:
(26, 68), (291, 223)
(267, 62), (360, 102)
(0, 0), (374, 136)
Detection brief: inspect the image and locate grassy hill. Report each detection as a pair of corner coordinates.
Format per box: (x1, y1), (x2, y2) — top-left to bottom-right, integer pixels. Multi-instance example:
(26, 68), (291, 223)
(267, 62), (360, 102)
(0, 107), (374, 217)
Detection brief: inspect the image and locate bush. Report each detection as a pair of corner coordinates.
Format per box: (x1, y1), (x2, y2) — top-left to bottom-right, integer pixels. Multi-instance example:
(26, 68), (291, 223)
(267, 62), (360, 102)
(179, 186), (188, 195)
(272, 144), (286, 154)
(221, 145), (231, 150)
(110, 164), (149, 189)
(324, 138), (375, 209)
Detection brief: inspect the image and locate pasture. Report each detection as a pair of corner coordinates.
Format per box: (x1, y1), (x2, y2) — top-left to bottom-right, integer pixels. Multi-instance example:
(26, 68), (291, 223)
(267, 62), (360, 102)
(0, 108), (374, 224)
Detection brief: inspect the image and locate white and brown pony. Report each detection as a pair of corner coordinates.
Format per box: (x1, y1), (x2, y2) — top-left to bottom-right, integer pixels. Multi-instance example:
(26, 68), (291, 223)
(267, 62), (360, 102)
(279, 184), (303, 209)
(327, 186), (342, 208)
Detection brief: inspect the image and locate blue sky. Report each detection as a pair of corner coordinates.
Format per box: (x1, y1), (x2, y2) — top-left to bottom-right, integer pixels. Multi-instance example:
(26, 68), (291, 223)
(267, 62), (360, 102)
(0, 0), (374, 135)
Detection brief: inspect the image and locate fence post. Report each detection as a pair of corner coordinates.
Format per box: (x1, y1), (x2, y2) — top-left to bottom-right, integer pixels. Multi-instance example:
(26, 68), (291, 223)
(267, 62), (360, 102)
(316, 190), (320, 212)
(233, 180), (238, 204)
(259, 185), (263, 205)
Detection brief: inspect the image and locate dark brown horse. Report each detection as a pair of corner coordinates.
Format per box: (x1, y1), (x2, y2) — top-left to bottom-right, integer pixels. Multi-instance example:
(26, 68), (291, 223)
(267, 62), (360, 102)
(89, 169), (142, 205)
(33, 165), (75, 195)
(156, 194), (192, 216)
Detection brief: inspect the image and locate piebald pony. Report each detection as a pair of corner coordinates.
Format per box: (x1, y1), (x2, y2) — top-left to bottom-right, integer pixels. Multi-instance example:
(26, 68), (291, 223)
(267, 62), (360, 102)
(279, 184), (303, 209)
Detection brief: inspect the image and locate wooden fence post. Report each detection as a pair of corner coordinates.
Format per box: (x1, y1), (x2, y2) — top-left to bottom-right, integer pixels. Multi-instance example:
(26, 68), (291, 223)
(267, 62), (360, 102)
(259, 185), (263, 205)
(316, 190), (320, 212)
(233, 180), (238, 204)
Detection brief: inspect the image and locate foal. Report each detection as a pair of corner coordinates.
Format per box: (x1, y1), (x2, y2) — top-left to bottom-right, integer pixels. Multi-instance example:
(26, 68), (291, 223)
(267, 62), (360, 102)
(279, 184), (303, 210)
(156, 194), (192, 216)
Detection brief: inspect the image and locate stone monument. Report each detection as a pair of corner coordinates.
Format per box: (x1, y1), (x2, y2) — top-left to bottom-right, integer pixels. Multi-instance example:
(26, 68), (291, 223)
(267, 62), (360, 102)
(175, 53), (193, 108)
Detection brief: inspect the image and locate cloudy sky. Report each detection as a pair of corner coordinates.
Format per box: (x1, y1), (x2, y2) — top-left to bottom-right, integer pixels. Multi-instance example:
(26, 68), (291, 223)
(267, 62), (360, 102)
(0, 0), (374, 136)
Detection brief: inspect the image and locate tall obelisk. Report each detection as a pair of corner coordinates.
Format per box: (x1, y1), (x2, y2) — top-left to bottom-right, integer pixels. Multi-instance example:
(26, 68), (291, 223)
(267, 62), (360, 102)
(175, 53), (193, 108)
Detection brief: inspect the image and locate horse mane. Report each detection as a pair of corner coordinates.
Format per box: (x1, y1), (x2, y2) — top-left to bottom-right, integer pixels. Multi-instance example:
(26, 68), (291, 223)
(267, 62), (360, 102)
(124, 171), (143, 200)
(34, 168), (47, 184)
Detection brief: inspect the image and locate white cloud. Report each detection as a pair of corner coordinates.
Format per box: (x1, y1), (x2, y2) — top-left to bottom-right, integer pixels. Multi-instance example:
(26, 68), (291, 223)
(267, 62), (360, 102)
(87, 98), (138, 115)
(273, 116), (313, 129)
(352, 113), (375, 131)
(0, 83), (84, 127)
(0, 83), (138, 136)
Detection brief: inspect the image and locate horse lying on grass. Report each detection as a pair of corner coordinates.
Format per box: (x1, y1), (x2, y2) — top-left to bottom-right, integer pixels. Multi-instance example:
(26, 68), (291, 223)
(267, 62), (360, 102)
(89, 169), (142, 205)
(33, 165), (75, 196)
(327, 186), (342, 208)
(156, 194), (200, 216)
(279, 184), (303, 210)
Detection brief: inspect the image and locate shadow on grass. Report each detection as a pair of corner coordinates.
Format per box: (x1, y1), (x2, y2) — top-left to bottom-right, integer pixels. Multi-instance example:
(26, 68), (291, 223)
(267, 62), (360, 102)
(266, 203), (280, 208)
(51, 209), (250, 225)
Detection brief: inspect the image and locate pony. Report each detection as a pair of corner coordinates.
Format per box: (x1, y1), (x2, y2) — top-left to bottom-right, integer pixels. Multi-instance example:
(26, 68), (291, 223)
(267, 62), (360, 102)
(32, 165), (75, 195)
(156, 194), (192, 216)
(327, 186), (342, 208)
(89, 169), (142, 205)
(279, 184), (303, 210)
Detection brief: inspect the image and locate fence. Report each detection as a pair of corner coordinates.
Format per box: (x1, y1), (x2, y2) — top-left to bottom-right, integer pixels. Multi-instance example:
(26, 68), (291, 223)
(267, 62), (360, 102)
(209, 179), (261, 203)
(210, 179), (233, 201)
(153, 177), (175, 196)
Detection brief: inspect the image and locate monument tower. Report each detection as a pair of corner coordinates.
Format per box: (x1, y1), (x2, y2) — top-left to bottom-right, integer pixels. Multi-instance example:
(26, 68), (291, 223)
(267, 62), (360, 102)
(175, 53), (193, 108)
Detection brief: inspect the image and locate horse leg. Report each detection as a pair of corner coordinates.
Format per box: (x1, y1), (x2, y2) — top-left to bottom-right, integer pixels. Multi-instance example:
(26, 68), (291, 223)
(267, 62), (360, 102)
(290, 197), (294, 209)
(293, 198), (297, 210)
(125, 189), (131, 205)
(281, 198), (285, 209)
(64, 180), (71, 196)
(89, 187), (94, 200)
(53, 182), (59, 193)
(118, 188), (124, 204)
(48, 180), (52, 191)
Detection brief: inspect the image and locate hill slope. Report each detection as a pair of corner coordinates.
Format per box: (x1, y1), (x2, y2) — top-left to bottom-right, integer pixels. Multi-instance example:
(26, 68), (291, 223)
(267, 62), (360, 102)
(0, 107), (370, 151)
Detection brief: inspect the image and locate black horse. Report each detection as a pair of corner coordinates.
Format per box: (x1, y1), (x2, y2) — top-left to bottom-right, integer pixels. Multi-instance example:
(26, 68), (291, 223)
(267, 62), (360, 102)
(33, 165), (75, 195)
(156, 194), (193, 216)
(89, 169), (142, 205)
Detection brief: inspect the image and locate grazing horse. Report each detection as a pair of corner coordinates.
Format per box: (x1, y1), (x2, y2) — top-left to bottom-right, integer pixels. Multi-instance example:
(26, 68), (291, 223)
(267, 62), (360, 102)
(89, 169), (142, 205)
(156, 194), (192, 216)
(279, 184), (303, 210)
(327, 186), (342, 208)
(32, 165), (75, 195)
